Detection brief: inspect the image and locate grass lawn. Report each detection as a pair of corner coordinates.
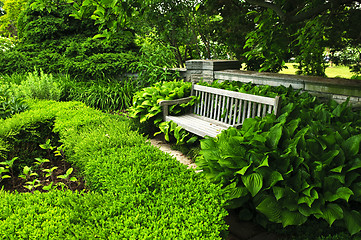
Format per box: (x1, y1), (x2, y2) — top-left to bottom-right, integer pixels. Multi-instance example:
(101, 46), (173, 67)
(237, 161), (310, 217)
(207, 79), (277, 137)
(279, 63), (355, 79)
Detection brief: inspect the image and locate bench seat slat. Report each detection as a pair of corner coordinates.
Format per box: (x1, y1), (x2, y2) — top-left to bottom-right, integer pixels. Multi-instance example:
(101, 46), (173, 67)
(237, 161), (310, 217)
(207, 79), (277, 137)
(166, 114), (229, 138)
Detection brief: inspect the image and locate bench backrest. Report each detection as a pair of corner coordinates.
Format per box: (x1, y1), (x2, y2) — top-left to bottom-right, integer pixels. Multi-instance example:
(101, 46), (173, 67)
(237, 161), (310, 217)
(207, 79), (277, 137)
(192, 84), (281, 126)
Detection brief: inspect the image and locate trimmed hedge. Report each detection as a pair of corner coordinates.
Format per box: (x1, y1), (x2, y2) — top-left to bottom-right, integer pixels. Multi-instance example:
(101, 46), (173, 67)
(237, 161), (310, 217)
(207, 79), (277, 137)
(0, 100), (228, 239)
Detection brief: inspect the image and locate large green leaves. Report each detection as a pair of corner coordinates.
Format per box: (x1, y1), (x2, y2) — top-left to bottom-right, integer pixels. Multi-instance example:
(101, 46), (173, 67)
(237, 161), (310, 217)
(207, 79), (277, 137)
(128, 81), (193, 126)
(198, 80), (361, 235)
(342, 134), (361, 158)
(320, 204), (343, 227)
(242, 173), (263, 197)
(256, 195), (281, 223)
(344, 210), (361, 235)
(281, 210), (307, 227)
(267, 123), (283, 149)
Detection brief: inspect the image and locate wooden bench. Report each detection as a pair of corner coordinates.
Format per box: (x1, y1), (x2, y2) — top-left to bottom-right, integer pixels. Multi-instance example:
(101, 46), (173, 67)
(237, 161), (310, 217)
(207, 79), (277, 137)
(159, 84), (281, 138)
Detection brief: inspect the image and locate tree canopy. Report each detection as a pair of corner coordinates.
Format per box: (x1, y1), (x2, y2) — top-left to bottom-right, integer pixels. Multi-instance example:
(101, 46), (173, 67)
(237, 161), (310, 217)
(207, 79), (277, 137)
(0, 0), (360, 77)
(203, 0), (361, 76)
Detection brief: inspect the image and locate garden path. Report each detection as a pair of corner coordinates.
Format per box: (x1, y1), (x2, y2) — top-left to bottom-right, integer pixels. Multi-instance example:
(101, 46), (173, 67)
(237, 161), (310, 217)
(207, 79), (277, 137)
(148, 136), (197, 170)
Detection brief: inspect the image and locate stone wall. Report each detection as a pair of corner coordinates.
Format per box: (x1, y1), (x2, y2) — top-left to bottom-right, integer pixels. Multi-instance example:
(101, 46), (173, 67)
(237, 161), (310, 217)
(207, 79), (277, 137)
(178, 60), (361, 108)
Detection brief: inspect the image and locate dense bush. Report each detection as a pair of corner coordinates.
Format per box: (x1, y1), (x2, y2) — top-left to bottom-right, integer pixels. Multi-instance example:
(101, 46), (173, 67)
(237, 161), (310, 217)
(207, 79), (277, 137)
(0, 100), (228, 239)
(0, 0), (27, 37)
(196, 81), (361, 237)
(0, 0), (139, 79)
(129, 35), (180, 87)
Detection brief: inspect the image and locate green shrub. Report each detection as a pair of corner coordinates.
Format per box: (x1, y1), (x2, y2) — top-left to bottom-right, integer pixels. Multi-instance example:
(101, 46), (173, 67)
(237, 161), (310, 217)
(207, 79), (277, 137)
(0, 80), (28, 120)
(128, 80), (196, 135)
(69, 78), (136, 111)
(21, 68), (62, 101)
(0, 100), (228, 239)
(0, 0), (139, 79)
(196, 81), (361, 236)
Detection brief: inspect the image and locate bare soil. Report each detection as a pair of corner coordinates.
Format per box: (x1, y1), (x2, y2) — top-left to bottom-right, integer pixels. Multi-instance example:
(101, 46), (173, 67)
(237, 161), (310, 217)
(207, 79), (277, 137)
(1, 158), (87, 193)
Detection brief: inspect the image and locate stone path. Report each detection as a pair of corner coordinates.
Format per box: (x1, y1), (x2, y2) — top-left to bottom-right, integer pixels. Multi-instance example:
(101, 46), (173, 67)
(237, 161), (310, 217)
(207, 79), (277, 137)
(148, 136), (197, 170)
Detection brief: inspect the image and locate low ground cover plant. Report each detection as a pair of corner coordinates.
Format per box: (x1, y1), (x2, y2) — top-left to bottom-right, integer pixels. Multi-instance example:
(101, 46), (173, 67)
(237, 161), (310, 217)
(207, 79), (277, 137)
(0, 100), (228, 239)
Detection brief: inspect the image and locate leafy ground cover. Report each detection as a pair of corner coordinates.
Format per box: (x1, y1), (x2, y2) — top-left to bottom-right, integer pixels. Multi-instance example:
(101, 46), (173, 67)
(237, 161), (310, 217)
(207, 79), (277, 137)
(0, 99), (228, 239)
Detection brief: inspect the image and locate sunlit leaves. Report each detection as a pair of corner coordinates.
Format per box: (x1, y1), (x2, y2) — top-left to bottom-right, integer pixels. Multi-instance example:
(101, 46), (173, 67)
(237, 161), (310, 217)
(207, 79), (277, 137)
(281, 210), (307, 227)
(128, 80), (193, 126)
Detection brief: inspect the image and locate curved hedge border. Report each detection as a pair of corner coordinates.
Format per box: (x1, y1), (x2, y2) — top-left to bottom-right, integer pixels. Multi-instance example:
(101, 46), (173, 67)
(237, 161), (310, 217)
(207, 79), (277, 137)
(0, 100), (228, 239)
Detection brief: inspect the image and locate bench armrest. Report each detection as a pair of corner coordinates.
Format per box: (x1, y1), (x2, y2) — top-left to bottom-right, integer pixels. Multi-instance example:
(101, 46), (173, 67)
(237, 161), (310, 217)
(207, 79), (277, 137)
(159, 97), (194, 106)
(159, 97), (194, 121)
(233, 123), (242, 128)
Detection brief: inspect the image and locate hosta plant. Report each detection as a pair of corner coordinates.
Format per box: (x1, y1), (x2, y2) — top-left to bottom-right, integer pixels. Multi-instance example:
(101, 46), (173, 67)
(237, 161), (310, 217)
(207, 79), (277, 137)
(155, 121), (198, 146)
(128, 80), (196, 127)
(197, 85), (361, 236)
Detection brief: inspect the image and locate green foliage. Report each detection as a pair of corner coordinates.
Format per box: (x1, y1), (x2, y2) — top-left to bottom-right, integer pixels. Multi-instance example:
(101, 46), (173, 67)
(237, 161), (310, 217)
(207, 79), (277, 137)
(155, 121), (198, 146)
(243, 9), (289, 72)
(332, 46), (361, 77)
(196, 81), (361, 236)
(128, 80), (195, 131)
(66, 78), (137, 112)
(0, 0), (138, 79)
(140, 0), (227, 66)
(0, 79), (28, 119)
(0, 100), (228, 239)
(0, 36), (14, 51)
(21, 68), (62, 101)
(294, 17), (327, 76)
(202, 1), (253, 60)
(0, 0), (27, 37)
(130, 34), (180, 87)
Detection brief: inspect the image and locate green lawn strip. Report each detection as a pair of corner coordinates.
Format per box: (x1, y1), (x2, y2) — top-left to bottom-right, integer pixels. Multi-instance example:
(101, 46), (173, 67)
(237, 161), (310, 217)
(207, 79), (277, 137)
(280, 63), (354, 79)
(0, 100), (228, 239)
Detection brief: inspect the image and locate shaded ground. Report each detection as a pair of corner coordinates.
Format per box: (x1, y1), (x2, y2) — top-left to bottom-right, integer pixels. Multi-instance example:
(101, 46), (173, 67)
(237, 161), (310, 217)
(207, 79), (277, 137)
(1, 158), (87, 193)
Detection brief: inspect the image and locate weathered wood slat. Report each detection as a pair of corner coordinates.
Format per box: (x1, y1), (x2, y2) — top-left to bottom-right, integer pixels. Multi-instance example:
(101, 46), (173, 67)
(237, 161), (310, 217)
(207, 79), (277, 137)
(242, 100), (247, 124)
(193, 84), (277, 105)
(159, 84), (281, 138)
(232, 99), (238, 125)
(237, 99), (242, 124)
(166, 114), (229, 138)
(262, 105), (267, 117)
(257, 103), (262, 116)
